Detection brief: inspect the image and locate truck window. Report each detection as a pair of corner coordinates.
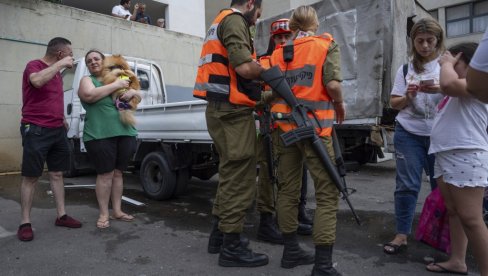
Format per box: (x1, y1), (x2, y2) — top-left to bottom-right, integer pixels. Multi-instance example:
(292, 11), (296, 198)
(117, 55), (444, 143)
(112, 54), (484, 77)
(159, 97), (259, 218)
(137, 70), (150, 90)
(61, 64), (77, 92)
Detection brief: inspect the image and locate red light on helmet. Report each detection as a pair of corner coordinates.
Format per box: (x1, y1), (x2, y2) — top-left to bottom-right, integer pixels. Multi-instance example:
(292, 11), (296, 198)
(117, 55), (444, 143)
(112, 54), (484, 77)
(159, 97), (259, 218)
(270, 18), (290, 35)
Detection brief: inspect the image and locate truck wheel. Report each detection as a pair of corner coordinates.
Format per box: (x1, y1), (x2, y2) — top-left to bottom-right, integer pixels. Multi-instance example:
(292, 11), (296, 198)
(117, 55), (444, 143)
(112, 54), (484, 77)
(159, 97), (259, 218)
(63, 142), (79, 178)
(192, 167), (218, 181)
(140, 152), (176, 200)
(173, 168), (190, 197)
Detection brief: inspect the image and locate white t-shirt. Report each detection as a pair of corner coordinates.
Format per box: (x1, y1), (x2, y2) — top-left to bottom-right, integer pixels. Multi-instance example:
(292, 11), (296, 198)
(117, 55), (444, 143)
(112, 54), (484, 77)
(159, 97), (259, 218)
(429, 95), (488, 154)
(112, 5), (131, 20)
(391, 58), (444, 136)
(470, 27), (488, 72)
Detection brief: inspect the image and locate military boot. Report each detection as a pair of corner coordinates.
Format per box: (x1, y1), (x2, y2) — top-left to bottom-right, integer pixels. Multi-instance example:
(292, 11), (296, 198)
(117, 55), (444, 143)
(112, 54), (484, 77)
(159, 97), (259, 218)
(311, 244), (342, 276)
(218, 233), (269, 267)
(298, 201), (313, 225)
(257, 212), (283, 244)
(280, 232), (315, 268)
(208, 216), (249, 254)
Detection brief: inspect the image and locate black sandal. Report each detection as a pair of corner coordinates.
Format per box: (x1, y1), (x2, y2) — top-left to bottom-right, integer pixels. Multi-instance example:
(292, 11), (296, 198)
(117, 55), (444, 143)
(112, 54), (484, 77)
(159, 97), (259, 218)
(383, 242), (407, 255)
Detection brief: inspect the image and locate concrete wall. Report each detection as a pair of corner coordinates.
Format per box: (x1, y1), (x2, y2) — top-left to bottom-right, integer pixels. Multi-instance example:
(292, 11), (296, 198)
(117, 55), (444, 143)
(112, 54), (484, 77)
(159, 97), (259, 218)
(0, 0), (203, 173)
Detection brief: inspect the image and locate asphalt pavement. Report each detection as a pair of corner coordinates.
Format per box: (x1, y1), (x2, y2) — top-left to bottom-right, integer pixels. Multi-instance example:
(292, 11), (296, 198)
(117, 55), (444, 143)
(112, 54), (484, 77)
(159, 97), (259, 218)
(0, 160), (480, 275)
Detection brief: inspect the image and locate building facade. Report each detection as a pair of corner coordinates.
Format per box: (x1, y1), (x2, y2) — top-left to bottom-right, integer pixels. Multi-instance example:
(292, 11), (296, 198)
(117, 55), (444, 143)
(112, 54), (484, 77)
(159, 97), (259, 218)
(419, 0), (487, 46)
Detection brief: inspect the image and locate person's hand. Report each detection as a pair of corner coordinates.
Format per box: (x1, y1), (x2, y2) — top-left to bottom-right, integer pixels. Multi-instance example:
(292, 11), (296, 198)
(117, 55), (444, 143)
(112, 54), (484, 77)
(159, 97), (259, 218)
(113, 78), (130, 90)
(439, 50), (461, 67)
(406, 83), (419, 99)
(134, 3), (139, 10)
(419, 84), (441, 94)
(120, 89), (140, 101)
(59, 55), (74, 69)
(333, 102), (345, 124)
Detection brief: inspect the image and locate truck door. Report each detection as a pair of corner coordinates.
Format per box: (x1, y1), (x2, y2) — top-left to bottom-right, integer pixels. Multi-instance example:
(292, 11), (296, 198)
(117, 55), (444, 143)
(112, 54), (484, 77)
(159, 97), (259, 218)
(62, 63), (78, 136)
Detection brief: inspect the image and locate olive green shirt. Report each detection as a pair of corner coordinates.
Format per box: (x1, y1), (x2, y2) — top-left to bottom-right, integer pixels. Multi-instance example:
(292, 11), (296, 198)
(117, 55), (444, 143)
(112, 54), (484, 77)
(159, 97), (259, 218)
(218, 12), (253, 69)
(323, 41), (342, 84)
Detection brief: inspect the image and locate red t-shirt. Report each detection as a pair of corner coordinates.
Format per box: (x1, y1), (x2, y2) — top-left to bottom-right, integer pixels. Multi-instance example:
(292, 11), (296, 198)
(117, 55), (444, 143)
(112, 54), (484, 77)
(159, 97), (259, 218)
(21, 60), (64, 128)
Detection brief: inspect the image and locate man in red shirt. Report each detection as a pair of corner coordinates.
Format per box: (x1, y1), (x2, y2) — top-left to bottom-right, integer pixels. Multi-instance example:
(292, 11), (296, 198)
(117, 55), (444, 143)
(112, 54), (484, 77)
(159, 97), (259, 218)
(18, 37), (82, 242)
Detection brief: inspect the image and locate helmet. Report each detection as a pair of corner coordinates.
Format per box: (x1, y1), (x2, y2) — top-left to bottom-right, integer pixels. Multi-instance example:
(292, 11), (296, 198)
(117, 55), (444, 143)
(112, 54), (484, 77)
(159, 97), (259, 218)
(270, 18), (290, 36)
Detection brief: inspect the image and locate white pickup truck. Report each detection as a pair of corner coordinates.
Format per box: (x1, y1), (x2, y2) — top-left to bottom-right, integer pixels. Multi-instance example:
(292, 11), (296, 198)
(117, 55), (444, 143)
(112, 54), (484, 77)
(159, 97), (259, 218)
(62, 56), (217, 200)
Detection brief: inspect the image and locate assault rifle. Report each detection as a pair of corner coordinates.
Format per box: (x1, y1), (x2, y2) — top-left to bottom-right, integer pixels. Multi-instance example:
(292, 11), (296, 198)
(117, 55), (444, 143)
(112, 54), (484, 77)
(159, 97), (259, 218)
(261, 66), (361, 225)
(258, 103), (276, 183)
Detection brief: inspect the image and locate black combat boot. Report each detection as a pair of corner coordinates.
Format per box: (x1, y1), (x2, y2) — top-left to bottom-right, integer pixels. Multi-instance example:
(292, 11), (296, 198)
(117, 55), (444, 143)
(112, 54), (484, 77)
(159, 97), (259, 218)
(311, 244), (342, 276)
(298, 201), (313, 225)
(280, 232), (315, 269)
(297, 223), (313, 236)
(257, 212), (284, 244)
(218, 233), (269, 267)
(208, 216), (249, 254)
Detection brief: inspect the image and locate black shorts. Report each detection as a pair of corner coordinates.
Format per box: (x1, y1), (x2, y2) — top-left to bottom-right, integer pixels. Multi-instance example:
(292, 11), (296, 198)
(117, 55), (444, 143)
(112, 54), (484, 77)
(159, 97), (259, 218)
(20, 123), (70, 177)
(84, 136), (136, 174)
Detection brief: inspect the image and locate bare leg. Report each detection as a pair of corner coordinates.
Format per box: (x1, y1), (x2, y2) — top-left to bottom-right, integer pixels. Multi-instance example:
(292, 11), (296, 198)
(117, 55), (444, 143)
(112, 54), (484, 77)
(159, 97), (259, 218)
(96, 171), (114, 222)
(20, 176), (39, 224)
(49, 171), (66, 218)
(111, 169), (125, 217)
(427, 178), (468, 273)
(451, 185), (488, 275)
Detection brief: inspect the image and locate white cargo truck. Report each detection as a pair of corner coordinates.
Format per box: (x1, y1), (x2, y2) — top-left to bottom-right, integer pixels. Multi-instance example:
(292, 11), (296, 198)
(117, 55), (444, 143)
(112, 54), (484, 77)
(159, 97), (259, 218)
(62, 57), (217, 200)
(254, 0), (430, 164)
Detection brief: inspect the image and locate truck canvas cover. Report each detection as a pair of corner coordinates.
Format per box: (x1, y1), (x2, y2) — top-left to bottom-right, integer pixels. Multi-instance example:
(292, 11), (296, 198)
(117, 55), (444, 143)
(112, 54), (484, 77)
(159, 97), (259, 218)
(255, 0), (418, 121)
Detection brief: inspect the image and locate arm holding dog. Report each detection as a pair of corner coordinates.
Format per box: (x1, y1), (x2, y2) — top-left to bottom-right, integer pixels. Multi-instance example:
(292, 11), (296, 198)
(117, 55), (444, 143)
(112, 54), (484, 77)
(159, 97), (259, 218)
(78, 76), (129, 103)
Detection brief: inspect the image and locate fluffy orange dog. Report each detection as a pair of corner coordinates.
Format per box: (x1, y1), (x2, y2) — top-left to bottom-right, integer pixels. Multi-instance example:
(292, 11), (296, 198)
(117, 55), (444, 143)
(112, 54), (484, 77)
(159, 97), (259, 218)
(102, 55), (140, 126)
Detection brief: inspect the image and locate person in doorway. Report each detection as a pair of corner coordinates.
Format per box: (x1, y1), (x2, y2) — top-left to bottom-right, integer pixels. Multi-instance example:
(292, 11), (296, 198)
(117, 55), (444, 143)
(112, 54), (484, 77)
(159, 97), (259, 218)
(156, 18), (165, 28)
(18, 37), (82, 242)
(135, 3), (151, 24)
(78, 50), (141, 229)
(383, 18), (445, 255)
(193, 0), (268, 268)
(269, 6), (345, 274)
(112, 0), (137, 21)
(425, 43), (488, 275)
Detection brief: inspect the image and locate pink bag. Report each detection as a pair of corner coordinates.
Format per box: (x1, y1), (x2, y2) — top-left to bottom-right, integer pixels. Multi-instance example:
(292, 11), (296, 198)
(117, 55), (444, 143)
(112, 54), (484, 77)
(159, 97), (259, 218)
(415, 188), (451, 253)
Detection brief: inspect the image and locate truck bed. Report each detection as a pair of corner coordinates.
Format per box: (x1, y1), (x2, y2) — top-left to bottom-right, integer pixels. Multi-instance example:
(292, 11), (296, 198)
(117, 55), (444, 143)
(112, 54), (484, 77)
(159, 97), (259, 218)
(135, 100), (212, 143)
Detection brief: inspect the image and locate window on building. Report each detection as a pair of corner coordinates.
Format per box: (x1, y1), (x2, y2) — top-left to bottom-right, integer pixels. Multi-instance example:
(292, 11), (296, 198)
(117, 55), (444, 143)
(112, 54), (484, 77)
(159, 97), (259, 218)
(446, 0), (488, 37)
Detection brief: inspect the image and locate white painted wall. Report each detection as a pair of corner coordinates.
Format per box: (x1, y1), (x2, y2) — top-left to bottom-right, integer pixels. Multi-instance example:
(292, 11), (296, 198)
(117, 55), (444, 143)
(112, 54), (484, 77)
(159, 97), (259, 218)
(156, 0), (206, 38)
(0, 0), (203, 172)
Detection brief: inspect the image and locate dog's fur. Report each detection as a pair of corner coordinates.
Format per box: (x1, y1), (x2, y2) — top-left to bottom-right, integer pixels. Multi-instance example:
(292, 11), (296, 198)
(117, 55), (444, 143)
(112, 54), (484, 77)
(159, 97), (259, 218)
(102, 55), (140, 126)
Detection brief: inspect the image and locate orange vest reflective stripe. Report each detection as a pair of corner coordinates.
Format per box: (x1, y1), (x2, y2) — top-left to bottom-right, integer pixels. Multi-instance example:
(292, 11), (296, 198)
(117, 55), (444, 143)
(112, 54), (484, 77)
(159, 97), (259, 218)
(193, 9), (259, 107)
(270, 33), (335, 137)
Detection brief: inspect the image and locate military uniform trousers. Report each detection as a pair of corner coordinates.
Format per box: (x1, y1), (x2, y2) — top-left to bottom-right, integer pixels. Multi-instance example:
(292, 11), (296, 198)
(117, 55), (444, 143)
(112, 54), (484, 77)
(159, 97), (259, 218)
(272, 128), (340, 245)
(206, 100), (257, 233)
(256, 133), (277, 214)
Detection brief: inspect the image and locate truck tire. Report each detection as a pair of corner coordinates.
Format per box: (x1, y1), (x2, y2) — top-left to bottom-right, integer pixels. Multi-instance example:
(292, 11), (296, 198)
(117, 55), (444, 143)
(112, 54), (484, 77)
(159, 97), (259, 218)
(140, 152), (177, 200)
(63, 141), (79, 178)
(173, 168), (190, 197)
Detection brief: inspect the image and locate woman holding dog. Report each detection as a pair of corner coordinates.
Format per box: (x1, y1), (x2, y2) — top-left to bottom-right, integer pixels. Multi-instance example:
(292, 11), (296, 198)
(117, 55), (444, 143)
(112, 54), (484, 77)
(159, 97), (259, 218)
(78, 50), (141, 229)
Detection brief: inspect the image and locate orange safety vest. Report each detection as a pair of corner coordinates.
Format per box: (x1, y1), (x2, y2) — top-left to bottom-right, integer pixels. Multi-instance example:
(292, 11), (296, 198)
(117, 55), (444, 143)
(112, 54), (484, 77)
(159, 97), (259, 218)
(270, 33), (335, 137)
(193, 9), (260, 107)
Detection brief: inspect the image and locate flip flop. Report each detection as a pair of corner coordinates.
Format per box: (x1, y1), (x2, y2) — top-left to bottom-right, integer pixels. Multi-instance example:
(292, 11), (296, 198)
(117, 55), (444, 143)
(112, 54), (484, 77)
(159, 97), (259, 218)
(110, 213), (135, 222)
(383, 242), (407, 255)
(426, 263), (468, 275)
(96, 219), (110, 229)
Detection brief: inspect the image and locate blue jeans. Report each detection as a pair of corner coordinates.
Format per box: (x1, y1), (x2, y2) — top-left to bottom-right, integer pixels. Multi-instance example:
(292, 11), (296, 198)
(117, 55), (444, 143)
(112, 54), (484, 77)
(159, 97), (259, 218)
(394, 123), (436, 235)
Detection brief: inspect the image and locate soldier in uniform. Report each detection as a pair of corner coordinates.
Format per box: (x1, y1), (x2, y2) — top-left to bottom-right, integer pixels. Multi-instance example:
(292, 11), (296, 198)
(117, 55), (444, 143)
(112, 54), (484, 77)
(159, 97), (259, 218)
(255, 18), (313, 245)
(269, 6), (345, 275)
(193, 0), (268, 268)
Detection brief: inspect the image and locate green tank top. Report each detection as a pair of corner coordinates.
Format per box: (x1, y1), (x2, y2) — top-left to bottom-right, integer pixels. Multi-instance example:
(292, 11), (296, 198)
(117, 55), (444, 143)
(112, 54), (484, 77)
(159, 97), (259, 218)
(81, 75), (137, 142)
